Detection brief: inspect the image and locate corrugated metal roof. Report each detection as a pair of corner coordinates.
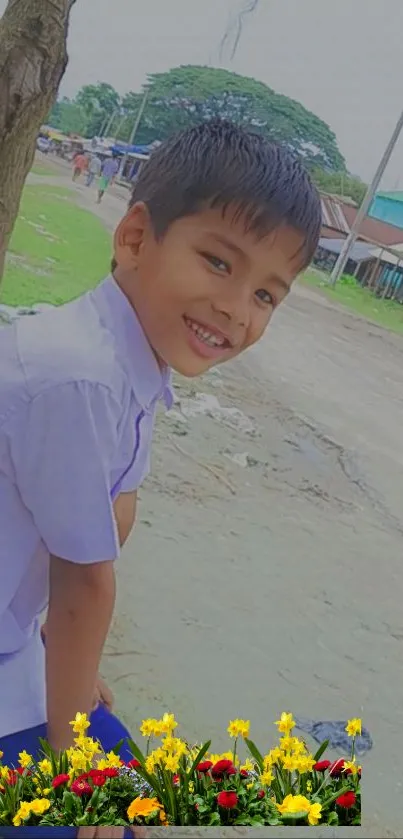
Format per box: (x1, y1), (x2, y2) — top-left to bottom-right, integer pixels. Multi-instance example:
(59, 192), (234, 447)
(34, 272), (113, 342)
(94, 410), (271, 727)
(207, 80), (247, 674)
(318, 237), (374, 262)
(376, 191), (403, 203)
(320, 192), (403, 247)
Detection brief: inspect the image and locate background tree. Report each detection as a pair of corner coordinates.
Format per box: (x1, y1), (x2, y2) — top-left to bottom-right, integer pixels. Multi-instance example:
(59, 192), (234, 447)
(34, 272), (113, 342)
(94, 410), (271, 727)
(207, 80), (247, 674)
(309, 167), (367, 205)
(0, 0), (77, 281)
(49, 97), (88, 136)
(135, 65), (346, 171)
(76, 82), (120, 137)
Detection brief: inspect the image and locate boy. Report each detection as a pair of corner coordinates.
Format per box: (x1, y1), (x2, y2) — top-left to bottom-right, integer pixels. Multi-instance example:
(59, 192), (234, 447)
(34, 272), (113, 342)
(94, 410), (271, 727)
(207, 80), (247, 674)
(0, 121), (321, 761)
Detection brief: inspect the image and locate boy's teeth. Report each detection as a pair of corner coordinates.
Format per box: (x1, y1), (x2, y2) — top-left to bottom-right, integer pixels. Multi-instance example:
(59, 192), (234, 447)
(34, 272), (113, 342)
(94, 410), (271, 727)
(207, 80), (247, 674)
(187, 319), (225, 347)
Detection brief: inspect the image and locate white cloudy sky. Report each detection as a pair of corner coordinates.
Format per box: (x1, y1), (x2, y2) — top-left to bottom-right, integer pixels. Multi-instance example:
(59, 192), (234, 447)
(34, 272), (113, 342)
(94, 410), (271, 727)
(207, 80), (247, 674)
(2, 0), (403, 187)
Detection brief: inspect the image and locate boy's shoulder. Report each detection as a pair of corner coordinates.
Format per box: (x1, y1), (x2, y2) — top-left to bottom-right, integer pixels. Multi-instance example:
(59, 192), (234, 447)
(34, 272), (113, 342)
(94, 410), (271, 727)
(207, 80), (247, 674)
(2, 290), (127, 409)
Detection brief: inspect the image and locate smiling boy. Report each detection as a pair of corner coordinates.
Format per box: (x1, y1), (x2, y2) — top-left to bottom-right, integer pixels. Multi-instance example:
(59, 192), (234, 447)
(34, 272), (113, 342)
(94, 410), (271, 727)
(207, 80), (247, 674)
(0, 120), (321, 760)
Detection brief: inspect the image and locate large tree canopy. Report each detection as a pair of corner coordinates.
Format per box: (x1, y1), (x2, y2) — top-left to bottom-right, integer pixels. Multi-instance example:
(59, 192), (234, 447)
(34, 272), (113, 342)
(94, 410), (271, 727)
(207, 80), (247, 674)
(139, 66), (346, 172)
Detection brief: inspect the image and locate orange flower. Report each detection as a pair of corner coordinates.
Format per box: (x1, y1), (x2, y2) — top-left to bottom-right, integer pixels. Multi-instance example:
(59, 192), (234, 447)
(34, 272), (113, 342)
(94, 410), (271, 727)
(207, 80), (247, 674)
(127, 797), (163, 820)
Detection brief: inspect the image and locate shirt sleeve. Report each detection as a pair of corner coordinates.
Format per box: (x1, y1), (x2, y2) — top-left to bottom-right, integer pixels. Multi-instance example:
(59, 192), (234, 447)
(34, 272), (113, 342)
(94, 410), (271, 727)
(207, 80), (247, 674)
(9, 381), (122, 564)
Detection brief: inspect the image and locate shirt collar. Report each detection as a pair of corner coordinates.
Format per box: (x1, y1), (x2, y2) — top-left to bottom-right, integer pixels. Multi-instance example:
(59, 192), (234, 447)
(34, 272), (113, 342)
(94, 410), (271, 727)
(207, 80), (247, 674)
(90, 275), (174, 410)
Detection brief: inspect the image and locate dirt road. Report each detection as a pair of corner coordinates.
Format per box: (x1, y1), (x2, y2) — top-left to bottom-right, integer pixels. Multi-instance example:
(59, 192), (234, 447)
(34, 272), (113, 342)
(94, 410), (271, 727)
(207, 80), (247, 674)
(32, 170), (403, 836)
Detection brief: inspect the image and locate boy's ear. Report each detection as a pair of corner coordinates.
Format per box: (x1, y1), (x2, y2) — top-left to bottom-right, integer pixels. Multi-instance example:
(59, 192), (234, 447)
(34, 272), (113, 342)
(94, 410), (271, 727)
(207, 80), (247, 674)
(113, 202), (152, 269)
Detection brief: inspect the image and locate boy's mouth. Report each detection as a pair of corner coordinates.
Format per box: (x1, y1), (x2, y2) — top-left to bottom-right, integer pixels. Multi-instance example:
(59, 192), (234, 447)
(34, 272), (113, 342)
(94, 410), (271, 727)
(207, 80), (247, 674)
(183, 316), (233, 358)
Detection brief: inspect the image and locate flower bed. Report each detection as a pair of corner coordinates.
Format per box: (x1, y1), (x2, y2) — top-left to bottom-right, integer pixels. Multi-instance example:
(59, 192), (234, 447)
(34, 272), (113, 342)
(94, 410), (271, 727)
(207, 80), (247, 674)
(0, 711), (361, 827)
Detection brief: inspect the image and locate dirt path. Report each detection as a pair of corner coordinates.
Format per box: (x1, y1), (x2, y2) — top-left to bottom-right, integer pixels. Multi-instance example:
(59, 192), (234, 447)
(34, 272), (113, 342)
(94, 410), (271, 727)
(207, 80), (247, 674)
(32, 169), (403, 836)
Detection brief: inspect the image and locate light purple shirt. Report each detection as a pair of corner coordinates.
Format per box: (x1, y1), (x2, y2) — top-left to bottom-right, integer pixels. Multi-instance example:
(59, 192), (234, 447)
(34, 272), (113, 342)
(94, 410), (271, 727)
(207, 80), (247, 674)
(102, 157), (119, 180)
(0, 275), (173, 736)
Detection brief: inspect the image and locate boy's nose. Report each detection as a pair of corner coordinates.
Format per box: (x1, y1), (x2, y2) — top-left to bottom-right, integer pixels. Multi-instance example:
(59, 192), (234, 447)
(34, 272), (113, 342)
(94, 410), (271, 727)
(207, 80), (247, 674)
(212, 290), (249, 328)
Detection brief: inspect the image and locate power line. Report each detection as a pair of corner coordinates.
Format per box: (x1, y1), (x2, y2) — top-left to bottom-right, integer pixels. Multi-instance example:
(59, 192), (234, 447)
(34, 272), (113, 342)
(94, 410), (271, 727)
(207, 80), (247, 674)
(218, 0), (260, 63)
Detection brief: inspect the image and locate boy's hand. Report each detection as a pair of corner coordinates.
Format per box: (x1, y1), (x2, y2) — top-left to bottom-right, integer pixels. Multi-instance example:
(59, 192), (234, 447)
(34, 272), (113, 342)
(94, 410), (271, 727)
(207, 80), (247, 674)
(92, 676), (114, 712)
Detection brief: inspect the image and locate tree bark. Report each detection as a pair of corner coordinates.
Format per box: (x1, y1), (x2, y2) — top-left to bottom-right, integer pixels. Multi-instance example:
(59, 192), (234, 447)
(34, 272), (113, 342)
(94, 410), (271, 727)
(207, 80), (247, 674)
(0, 0), (76, 281)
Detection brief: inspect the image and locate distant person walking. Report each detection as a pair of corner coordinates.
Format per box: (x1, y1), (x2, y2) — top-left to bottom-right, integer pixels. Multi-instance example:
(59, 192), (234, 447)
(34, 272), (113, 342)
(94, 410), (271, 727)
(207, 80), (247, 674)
(86, 154), (102, 187)
(72, 151), (88, 182)
(97, 155), (119, 203)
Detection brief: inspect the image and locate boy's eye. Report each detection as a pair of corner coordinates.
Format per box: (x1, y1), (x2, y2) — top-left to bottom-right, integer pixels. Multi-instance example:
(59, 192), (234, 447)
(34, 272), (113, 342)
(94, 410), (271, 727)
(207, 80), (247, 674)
(255, 288), (275, 306)
(202, 253), (231, 273)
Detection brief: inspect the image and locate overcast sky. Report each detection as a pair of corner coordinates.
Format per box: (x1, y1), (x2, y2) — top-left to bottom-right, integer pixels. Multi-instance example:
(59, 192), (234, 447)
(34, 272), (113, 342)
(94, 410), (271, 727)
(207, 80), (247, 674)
(3, 0), (403, 187)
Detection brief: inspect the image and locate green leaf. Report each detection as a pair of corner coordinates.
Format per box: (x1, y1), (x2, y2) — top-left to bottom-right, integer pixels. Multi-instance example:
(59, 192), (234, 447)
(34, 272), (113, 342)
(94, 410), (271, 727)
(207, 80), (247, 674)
(110, 739), (124, 756)
(244, 738), (264, 771)
(187, 740), (211, 778)
(313, 739), (329, 762)
(127, 739), (146, 766)
(327, 811), (339, 825)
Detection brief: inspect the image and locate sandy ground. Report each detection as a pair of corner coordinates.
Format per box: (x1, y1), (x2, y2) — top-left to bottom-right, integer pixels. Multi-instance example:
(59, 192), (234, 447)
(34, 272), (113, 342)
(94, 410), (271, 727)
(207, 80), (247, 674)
(28, 166), (403, 836)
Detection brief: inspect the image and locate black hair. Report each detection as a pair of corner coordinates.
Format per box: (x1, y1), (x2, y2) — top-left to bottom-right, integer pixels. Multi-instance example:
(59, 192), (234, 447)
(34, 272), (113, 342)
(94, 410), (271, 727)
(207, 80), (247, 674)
(127, 120), (321, 270)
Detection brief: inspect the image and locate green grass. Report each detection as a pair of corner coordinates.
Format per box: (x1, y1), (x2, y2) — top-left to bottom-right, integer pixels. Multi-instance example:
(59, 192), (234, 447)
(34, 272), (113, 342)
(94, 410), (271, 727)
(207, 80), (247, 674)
(302, 270), (403, 335)
(30, 161), (58, 176)
(1, 186), (111, 307)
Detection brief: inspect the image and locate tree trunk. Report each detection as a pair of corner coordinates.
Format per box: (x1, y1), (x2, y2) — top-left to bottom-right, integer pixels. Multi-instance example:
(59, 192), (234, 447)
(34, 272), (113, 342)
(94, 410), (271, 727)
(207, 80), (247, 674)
(0, 0), (76, 281)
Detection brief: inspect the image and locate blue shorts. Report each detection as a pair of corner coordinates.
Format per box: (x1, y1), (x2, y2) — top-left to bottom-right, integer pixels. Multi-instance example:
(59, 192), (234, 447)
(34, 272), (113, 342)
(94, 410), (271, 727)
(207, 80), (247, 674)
(0, 704), (134, 838)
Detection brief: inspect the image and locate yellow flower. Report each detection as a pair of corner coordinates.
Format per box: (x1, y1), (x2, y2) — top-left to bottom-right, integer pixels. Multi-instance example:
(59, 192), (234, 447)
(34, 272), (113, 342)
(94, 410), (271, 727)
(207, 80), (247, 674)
(227, 718), (250, 739)
(144, 747), (165, 774)
(96, 752), (123, 771)
(291, 737), (306, 755)
(346, 718), (362, 738)
(68, 749), (90, 773)
(162, 736), (187, 757)
(308, 802), (322, 826)
(127, 797), (163, 820)
(18, 750), (33, 769)
(275, 712), (296, 735)
(246, 782), (254, 791)
(74, 735), (101, 756)
(282, 754), (299, 772)
(0, 750), (3, 759)
(277, 794), (322, 825)
(260, 770), (274, 786)
(240, 758), (254, 773)
(307, 781), (312, 793)
(43, 788), (51, 795)
(296, 754), (316, 774)
(38, 758), (52, 775)
(140, 717), (164, 738)
(279, 736), (294, 752)
(264, 747), (282, 768)
(188, 781), (194, 793)
(69, 712), (90, 736)
(160, 713), (178, 734)
(164, 753), (180, 773)
(0, 766), (10, 780)
(344, 760), (360, 776)
(13, 801), (31, 827)
(30, 798), (51, 816)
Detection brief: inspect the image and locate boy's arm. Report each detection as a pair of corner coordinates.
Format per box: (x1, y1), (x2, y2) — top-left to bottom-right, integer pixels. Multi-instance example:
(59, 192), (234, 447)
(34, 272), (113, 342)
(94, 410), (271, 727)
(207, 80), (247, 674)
(46, 557), (115, 752)
(9, 381), (127, 749)
(42, 489), (137, 737)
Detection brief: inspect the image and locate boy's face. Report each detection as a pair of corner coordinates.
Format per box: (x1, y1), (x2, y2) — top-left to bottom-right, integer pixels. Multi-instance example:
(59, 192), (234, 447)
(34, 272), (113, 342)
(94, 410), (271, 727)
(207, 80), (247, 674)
(114, 203), (305, 377)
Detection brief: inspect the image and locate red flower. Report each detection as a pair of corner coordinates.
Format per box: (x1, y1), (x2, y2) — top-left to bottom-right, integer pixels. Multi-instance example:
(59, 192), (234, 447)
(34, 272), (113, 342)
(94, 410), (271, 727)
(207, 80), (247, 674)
(101, 767), (119, 778)
(90, 773), (106, 787)
(173, 774), (180, 785)
(314, 760), (331, 772)
(71, 779), (92, 797)
(240, 769), (249, 779)
(197, 760), (213, 773)
(336, 791), (357, 809)
(6, 771), (19, 786)
(330, 759), (346, 777)
(217, 791), (238, 809)
(257, 789), (265, 800)
(212, 759), (236, 777)
(127, 759), (141, 770)
(52, 773), (70, 789)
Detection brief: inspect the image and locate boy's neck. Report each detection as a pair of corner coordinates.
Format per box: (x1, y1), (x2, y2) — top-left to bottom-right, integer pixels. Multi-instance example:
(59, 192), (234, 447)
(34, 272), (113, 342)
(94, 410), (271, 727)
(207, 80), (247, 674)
(111, 269), (166, 371)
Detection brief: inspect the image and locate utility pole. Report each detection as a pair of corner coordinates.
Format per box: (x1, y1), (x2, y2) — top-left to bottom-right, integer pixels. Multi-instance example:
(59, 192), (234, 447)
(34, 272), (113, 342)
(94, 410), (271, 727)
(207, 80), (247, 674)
(102, 108), (117, 139)
(119, 88), (150, 176)
(330, 109), (403, 286)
